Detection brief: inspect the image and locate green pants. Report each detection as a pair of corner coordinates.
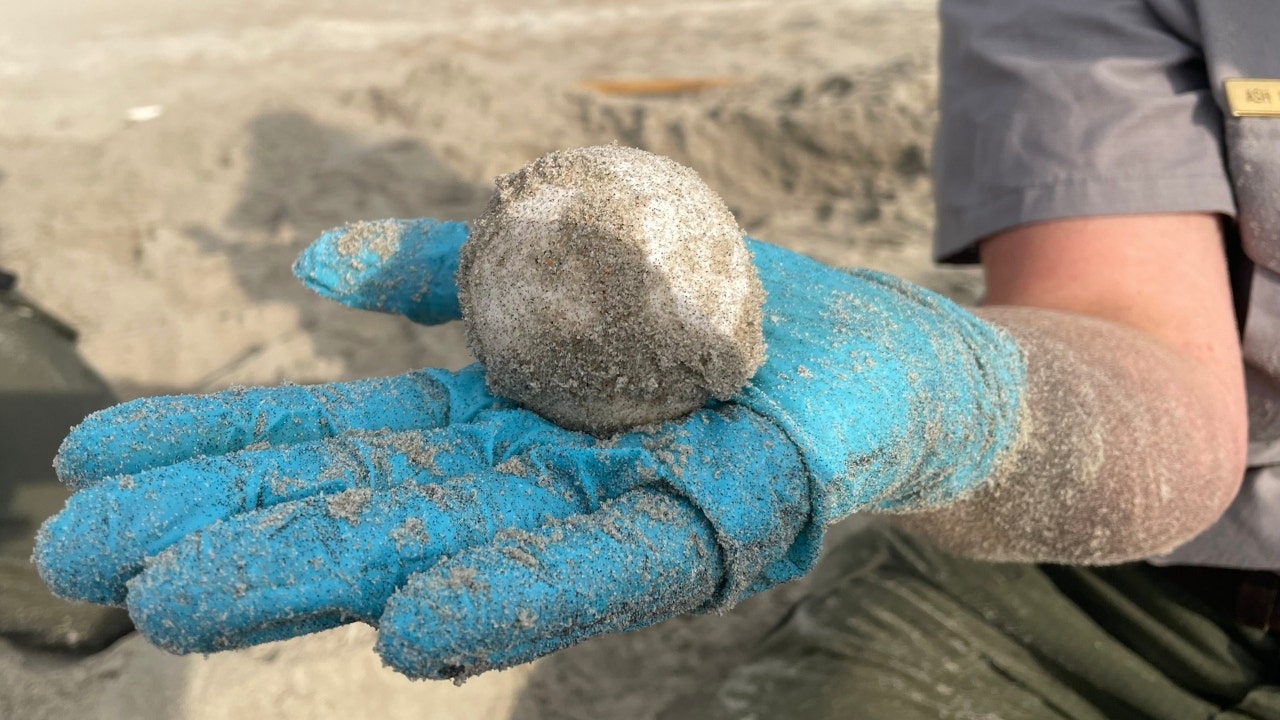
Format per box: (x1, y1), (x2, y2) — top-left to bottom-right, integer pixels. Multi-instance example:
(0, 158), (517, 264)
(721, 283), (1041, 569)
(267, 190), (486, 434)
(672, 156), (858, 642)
(681, 521), (1280, 719)
(0, 285), (132, 653)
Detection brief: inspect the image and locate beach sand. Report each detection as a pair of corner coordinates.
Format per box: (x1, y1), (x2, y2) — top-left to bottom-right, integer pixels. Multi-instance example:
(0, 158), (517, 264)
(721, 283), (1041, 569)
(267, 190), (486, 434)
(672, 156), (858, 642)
(0, 1), (977, 716)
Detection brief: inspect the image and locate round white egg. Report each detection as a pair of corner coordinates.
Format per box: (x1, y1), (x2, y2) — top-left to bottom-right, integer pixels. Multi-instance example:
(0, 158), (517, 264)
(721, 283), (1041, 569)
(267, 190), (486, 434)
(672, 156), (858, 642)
(457, 145), (766, 434)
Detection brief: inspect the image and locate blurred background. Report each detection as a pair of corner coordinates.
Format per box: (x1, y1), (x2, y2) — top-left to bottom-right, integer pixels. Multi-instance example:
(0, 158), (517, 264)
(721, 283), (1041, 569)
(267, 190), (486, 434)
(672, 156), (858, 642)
(0, 1), (976, 717)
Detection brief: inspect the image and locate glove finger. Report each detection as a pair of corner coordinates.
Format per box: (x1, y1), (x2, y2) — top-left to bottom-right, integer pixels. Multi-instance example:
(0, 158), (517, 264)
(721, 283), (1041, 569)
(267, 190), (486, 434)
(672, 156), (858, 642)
(376, 486), (723, 681)
(124, 473), (586, 654)
(38, 416), (556, 606)
(293, 218), (468, 325)
(55, 364), (500, 489)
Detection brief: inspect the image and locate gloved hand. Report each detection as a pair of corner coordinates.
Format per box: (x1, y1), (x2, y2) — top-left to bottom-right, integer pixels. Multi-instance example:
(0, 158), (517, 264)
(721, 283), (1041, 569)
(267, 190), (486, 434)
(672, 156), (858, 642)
(35, 218), (1025, 680)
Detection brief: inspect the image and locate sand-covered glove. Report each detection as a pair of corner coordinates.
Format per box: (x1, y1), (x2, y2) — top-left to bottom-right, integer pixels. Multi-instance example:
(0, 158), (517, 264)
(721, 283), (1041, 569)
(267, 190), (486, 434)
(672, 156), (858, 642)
(35, 218), (1024, 680)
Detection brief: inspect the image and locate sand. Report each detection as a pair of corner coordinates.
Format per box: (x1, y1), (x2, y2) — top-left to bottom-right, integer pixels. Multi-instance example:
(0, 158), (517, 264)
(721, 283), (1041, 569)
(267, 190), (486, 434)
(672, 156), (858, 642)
(0, 0), (977, 717)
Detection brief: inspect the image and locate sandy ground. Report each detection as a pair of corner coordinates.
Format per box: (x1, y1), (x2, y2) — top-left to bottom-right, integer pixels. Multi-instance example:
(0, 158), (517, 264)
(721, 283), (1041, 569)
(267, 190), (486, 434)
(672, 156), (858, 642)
(0, 1), (977, 717)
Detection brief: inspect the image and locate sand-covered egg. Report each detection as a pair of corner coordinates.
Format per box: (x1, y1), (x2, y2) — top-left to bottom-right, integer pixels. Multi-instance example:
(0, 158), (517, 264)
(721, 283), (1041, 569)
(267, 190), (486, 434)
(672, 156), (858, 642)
(457, 145), (766, 434)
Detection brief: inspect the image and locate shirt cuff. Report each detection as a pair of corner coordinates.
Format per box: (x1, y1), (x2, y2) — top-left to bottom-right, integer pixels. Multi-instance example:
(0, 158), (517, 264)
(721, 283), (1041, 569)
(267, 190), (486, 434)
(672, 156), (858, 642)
(933, 174), (1238, 264)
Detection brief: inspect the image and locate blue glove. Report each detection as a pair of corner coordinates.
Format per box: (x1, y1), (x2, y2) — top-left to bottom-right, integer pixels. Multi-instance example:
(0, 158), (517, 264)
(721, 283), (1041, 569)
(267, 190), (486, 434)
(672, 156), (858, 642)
(35, 218), (1024, 680)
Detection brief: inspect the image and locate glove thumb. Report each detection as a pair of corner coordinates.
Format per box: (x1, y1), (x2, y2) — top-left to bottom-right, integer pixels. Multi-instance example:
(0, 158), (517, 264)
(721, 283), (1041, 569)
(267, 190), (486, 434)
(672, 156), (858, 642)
(294, 218), (468, 325)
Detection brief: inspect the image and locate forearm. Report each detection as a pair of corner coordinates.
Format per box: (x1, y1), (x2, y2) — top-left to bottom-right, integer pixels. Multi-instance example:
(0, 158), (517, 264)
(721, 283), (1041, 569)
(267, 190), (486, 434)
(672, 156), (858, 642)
(894, 306), (1246, 565)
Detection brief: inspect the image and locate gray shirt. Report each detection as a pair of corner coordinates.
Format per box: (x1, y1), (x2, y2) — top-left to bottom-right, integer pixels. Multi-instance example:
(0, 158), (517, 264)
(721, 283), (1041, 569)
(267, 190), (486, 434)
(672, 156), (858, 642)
(932, 0), (1280, 569)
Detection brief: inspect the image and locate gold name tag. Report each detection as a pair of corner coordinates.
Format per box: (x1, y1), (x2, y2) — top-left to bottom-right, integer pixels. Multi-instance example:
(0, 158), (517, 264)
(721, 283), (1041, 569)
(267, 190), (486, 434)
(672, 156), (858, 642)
(1225, 78), (1280, 117)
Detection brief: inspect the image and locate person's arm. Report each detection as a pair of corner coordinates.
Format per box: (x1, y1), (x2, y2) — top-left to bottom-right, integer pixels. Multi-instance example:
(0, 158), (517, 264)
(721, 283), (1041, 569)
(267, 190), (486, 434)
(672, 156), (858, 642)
(895, 212), (1248, 564)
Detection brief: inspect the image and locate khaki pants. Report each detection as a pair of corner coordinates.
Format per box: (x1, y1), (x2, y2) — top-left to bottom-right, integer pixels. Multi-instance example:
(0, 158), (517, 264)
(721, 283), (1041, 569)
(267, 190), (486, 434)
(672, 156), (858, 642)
(682, 522), (1280, 719)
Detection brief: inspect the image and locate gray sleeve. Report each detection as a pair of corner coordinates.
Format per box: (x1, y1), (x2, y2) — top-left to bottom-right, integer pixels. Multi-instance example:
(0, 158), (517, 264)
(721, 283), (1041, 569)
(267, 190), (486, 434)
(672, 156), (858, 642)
(932, 0), (1236, 264)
